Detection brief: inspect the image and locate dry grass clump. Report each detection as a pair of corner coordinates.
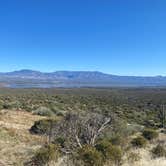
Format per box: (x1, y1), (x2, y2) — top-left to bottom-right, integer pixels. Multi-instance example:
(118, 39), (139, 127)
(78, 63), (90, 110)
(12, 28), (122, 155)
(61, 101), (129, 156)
(26, 144), (60, 166)
(131, 136), (147, 148)
(152, 144), (166, 158)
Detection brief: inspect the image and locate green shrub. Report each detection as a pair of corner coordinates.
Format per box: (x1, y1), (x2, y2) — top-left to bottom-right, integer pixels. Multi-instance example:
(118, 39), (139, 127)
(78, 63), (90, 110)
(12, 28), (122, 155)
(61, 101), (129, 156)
(3, 103), (12, 109)
(107, 145), (123, 165)
(152, 144), (166, 158)
(95, 140), (123, 165)
(77, 145), (103, 166)
(95, 140), (112, 160)
(33, 106), (55, 117)
(142, 128), (159, 140)
(0, 104), (4, 110)
(131, 136), (147, 148)
(30, 119), (57, 135)
(30, 144), (60, 166)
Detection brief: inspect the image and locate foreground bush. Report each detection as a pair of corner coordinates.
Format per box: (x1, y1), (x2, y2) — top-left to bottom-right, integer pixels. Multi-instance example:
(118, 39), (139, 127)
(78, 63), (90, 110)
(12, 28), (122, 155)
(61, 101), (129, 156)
(131, 136), (147, 148)
(142, 128), (159, 140)
(95, 140), (123, 165)
(28, 144), (60, 166)
(95, 140), (113, 160)
(77, 145), (103, 166)
(152, 144), (166, 158)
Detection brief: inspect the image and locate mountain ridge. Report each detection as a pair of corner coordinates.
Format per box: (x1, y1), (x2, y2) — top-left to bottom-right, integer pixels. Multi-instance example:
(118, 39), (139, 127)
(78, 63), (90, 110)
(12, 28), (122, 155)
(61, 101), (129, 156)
(0, 69), (166, 88)
(0, 69), (164, 77)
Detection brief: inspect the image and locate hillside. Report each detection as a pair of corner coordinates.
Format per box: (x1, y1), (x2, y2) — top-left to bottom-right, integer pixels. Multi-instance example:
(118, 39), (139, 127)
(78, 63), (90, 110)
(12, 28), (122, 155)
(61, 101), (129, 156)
(0, 110), (46, 165)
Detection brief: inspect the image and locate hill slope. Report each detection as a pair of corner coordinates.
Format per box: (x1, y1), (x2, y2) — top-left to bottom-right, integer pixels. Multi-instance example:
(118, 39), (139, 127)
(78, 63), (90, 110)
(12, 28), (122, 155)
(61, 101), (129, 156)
(0, 110), (46, 165)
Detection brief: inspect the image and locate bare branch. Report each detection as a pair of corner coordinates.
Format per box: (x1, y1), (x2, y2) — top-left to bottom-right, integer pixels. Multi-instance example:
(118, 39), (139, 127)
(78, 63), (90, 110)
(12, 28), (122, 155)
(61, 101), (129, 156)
(50, 112), (112, 152)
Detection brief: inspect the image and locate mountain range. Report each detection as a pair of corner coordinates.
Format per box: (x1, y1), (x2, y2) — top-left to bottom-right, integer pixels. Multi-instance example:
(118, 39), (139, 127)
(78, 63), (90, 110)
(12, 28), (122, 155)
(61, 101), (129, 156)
(0, 69), (166, 88)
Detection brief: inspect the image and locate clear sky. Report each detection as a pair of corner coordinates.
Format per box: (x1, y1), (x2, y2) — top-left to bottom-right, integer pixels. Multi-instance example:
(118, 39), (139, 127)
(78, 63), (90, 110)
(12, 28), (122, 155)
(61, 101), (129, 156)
(0, 0), (165, 76)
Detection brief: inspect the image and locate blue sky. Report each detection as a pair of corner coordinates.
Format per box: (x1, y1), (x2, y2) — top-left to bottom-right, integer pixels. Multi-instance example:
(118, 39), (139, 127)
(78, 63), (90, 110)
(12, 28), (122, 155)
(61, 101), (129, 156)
(0, 0), (165, 76)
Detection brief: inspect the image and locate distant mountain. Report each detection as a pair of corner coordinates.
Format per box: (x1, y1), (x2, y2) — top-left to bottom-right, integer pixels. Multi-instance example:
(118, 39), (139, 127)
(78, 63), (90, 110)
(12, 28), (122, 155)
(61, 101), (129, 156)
(0, 69), (166, 88)
(0, 70), (43, 78)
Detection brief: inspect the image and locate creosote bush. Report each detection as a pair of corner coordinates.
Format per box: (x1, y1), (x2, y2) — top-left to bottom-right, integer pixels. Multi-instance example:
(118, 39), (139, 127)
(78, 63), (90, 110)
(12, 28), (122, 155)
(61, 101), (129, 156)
(142, 128), (159, 140)
(77, 145), (103, 166)
(95, 140), (113, 160)
(29, 144), (60, 166)
(106, 145), (123, 165)
(95, 140), (123, 165)
(131, 136), (147, 148)
(152, 144), (166, 158)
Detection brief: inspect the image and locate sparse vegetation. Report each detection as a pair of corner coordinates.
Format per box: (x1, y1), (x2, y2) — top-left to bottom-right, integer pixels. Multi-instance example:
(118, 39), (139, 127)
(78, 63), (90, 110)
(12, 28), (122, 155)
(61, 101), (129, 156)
(152, 144), (166, 158)
(127, 152), (141, 163)
(0, 88), (166, 165)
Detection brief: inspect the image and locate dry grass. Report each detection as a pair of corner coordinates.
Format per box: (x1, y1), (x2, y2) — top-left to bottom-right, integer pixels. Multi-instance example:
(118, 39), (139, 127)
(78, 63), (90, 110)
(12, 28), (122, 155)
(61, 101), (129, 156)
(123, 149), (166, 166)
(0, 109), (47, 166)
(123, 132), (166, 166)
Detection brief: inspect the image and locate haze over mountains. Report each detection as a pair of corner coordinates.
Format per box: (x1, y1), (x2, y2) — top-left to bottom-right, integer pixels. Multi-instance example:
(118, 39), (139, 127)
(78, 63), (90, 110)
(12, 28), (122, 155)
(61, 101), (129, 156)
(0, 69), (166, 88)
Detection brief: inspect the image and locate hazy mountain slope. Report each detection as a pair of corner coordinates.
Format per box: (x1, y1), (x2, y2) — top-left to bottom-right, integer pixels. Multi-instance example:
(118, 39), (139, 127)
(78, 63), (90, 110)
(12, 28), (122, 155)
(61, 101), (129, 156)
(0, 70), (166, 88)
